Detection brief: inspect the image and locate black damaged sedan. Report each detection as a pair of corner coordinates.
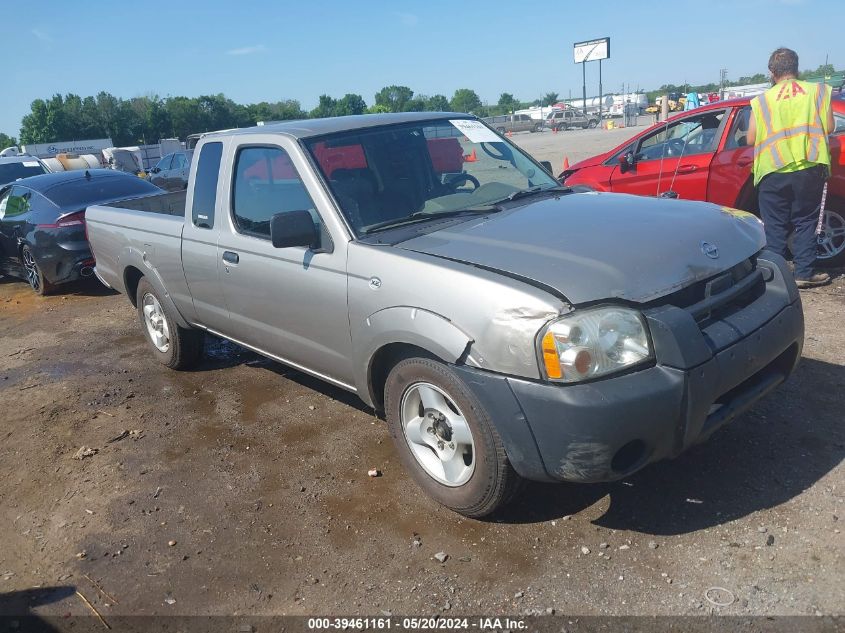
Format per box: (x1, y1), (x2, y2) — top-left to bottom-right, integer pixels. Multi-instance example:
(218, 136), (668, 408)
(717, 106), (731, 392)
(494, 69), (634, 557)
(0, 169), (161, 294)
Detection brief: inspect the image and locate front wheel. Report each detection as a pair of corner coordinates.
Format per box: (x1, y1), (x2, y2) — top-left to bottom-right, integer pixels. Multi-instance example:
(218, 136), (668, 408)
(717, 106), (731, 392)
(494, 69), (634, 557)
(588, 120), (598, 128)
(21, 245), (54, 296)
(136, 277), (203, 370)
(533, 123), (544, 133)
(385, 357), (522, 518)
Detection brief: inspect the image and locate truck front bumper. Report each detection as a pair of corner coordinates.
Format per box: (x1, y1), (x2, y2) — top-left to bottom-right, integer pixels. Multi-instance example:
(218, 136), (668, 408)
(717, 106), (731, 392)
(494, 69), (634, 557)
(455, 252), (804, 483)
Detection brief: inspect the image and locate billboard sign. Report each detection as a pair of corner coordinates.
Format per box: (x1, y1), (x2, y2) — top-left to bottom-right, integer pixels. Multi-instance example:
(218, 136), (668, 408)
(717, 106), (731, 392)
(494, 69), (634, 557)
(22, 138), (114, 158)
(573, 38), (610, 64)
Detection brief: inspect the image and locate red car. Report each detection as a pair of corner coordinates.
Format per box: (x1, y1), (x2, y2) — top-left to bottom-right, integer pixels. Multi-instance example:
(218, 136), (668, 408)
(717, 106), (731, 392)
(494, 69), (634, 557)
(562, 96), (845, 266)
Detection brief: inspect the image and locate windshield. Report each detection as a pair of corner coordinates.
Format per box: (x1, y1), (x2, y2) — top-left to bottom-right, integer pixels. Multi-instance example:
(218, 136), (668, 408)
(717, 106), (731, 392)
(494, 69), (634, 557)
(303, 118), (558, 235)
(0, 161), (47, 186)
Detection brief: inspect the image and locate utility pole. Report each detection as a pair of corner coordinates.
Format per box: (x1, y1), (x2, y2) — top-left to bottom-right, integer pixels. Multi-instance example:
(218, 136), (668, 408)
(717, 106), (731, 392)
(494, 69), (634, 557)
(719, 68), (728, 99)
(598, 59), (603, 121)
(582, 61), (587, 116)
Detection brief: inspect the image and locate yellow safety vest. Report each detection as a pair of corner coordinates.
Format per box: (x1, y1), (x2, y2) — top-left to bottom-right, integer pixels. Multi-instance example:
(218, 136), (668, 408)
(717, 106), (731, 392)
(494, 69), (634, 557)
(750, 79), (832, 185)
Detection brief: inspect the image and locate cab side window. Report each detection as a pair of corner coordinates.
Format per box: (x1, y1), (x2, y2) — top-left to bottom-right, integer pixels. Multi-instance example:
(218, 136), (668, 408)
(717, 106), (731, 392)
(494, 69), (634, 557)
(232, 146), (320, 241)
(172, 153), (187, 170)
(157, 154), (173, 171)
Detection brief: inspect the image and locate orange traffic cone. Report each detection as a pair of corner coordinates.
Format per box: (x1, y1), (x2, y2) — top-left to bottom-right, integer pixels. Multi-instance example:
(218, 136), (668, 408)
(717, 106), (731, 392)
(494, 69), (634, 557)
(464, 149), (478, 163)
(506, 130), (513, 138)
(562, 156), (570, 171)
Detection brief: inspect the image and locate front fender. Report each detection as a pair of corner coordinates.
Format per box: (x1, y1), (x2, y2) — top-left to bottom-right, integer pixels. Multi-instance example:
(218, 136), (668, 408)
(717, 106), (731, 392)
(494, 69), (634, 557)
(354, 306), (473, 407)
(119, 246), (191, 329)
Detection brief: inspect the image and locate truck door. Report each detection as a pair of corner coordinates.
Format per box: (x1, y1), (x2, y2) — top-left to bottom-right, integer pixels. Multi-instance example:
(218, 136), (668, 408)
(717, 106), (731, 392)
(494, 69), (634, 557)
(611, 109), (726, 200)
(216, 140), (353, 386)
(181, 141), (229, 331)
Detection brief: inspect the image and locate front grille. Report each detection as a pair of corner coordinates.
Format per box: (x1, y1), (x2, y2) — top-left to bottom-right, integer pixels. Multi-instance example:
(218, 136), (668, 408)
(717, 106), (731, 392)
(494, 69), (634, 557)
(659, 255), (766, 327)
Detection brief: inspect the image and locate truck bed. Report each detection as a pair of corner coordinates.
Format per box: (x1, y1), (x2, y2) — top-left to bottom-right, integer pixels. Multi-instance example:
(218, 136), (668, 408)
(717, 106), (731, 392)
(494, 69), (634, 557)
(86, 191), (188, 301)
(104, 189), (186, 216)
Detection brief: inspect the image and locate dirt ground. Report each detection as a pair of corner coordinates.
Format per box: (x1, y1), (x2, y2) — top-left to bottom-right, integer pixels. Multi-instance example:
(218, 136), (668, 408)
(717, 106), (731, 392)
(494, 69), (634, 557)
(1, 269), (843, 620)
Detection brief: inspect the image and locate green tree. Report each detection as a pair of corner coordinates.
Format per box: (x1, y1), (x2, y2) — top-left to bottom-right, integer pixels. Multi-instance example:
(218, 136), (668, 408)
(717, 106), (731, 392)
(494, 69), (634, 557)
(450, 88), (482, 113)
(310, 94), (338, 118)
(374, 85), (414, 112)
(336, 93), (367, 116)
(498, 92), (518, 112)
(542, 92), (560, 107)
(0, 132), (16, 149)
(425, 94), (450, 111)
(367, 104), (390, 114)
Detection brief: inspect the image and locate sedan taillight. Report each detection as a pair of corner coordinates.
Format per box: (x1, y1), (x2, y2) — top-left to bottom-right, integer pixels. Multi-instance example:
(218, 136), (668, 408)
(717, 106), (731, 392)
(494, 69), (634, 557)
(37, 210), (86, 229)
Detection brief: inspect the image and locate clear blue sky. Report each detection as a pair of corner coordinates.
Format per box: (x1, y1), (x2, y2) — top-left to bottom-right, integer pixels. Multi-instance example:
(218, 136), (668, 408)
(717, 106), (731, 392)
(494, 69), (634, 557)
(2, 0), (842, 138)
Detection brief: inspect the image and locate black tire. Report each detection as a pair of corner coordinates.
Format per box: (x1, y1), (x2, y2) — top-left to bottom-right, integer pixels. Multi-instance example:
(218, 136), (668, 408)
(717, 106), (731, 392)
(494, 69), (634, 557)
(384, 357), (522, 518)
(588, 120), (598, 129)
(20, 245), (55, 296)
(496, 127), (506, 134)
(816, 207), (845, 268)
(533, 123), (543, 133)
(135, 277), (203, 370)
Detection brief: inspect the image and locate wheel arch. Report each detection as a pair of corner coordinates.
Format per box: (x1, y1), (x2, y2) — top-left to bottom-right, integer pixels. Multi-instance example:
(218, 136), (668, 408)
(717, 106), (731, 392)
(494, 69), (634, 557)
(357, 307), (474, 412)
(122, 265), (191, 329)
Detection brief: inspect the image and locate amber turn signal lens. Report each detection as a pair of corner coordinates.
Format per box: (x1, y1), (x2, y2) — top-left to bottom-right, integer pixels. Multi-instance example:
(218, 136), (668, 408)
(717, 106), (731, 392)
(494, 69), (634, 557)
(541, 331), (563, 379)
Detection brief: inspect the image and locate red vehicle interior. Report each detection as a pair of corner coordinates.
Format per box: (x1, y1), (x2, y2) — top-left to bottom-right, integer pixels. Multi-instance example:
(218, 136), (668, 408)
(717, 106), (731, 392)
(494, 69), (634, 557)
(563, 97), (844, 211)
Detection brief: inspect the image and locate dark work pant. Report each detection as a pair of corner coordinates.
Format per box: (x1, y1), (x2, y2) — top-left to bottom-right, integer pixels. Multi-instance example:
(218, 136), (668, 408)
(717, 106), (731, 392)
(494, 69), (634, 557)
(757, 165), (827, 279)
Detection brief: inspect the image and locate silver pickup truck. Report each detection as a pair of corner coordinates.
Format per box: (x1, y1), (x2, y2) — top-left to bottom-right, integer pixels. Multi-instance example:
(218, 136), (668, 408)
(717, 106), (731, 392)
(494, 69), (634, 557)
(86, 112), (804, 517)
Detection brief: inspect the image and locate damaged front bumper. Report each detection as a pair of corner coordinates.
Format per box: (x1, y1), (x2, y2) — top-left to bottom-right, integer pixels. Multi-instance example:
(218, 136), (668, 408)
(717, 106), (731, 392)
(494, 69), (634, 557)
(455, 251), (804, 483)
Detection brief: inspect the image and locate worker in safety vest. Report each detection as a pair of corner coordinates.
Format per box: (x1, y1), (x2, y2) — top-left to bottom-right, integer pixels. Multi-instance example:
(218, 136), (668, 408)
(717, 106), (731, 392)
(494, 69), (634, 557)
(746, 47), (835, 288)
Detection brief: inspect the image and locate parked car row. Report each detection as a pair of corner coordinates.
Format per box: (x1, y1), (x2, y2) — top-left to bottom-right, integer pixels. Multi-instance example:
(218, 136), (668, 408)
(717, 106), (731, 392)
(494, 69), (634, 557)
(481, 109), (602, 135)
(560, 96), (845, 266)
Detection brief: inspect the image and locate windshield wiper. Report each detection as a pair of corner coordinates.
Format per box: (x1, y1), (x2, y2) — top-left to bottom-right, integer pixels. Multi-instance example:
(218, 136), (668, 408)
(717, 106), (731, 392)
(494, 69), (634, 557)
(504, 185), (571, 203)
(363, 206), (501, 234)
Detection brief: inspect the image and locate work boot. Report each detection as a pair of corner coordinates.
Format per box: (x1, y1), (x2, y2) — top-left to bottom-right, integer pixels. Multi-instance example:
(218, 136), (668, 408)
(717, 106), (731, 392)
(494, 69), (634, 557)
(795, 272), (831, 288)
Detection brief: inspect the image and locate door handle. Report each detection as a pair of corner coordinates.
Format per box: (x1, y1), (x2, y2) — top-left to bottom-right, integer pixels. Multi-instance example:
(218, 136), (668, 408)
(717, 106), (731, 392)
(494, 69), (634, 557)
(222, 251), (239, 264)
(677, 164), (699, 174)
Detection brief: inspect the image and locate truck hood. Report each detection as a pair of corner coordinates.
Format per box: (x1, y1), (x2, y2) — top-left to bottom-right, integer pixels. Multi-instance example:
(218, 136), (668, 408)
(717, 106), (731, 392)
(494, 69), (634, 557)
(397, 192), (765, 305)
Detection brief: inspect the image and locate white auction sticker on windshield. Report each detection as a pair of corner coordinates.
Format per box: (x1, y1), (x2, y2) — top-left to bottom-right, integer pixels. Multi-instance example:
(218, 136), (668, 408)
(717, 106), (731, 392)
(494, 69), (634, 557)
(449, 119), (501, 143)
(22, 161), (39, 167)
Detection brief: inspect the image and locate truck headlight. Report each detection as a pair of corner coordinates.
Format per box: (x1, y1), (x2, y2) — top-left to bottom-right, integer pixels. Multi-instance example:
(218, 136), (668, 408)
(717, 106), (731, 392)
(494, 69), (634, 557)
(538, 307), (652, 382)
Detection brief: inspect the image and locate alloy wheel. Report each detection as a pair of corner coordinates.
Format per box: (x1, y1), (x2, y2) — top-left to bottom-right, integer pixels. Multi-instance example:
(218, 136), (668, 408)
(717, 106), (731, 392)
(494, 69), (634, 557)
(400, 382), (475, 487)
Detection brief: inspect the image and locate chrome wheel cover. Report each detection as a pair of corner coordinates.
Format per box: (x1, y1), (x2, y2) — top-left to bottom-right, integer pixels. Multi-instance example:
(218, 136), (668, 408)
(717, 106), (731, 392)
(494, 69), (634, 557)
(142, 292), (171, 353)
(400, 382), (475, 487)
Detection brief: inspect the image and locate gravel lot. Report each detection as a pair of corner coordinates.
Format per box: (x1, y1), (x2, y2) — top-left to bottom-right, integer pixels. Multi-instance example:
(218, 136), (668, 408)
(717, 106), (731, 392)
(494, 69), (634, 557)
(0, 128), (843, 622)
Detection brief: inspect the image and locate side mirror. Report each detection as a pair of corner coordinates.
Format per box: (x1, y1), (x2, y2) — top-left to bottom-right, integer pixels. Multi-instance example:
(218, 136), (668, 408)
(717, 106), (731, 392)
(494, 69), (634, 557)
(618, 152), (635, 173)
(150, 167), (160, 174)
(540, 160), (553, 175)
(270, 210), (318, 249)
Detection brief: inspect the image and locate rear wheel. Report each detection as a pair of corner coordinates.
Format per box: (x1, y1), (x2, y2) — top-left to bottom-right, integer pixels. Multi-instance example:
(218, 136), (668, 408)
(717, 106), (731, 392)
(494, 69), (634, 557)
(588, 120), (598, 129)
(816, 208), (845, 267)
(21, 245), (54, 296)
(496, 127), (505, 134)
(136, 277), (203, 370)
(384, 357), (522, 518)
(533, 123), (543, 133)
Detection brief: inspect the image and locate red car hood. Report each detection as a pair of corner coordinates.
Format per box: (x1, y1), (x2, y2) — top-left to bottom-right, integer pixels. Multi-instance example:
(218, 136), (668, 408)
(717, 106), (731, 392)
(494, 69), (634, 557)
(568, 152), (611, 171)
